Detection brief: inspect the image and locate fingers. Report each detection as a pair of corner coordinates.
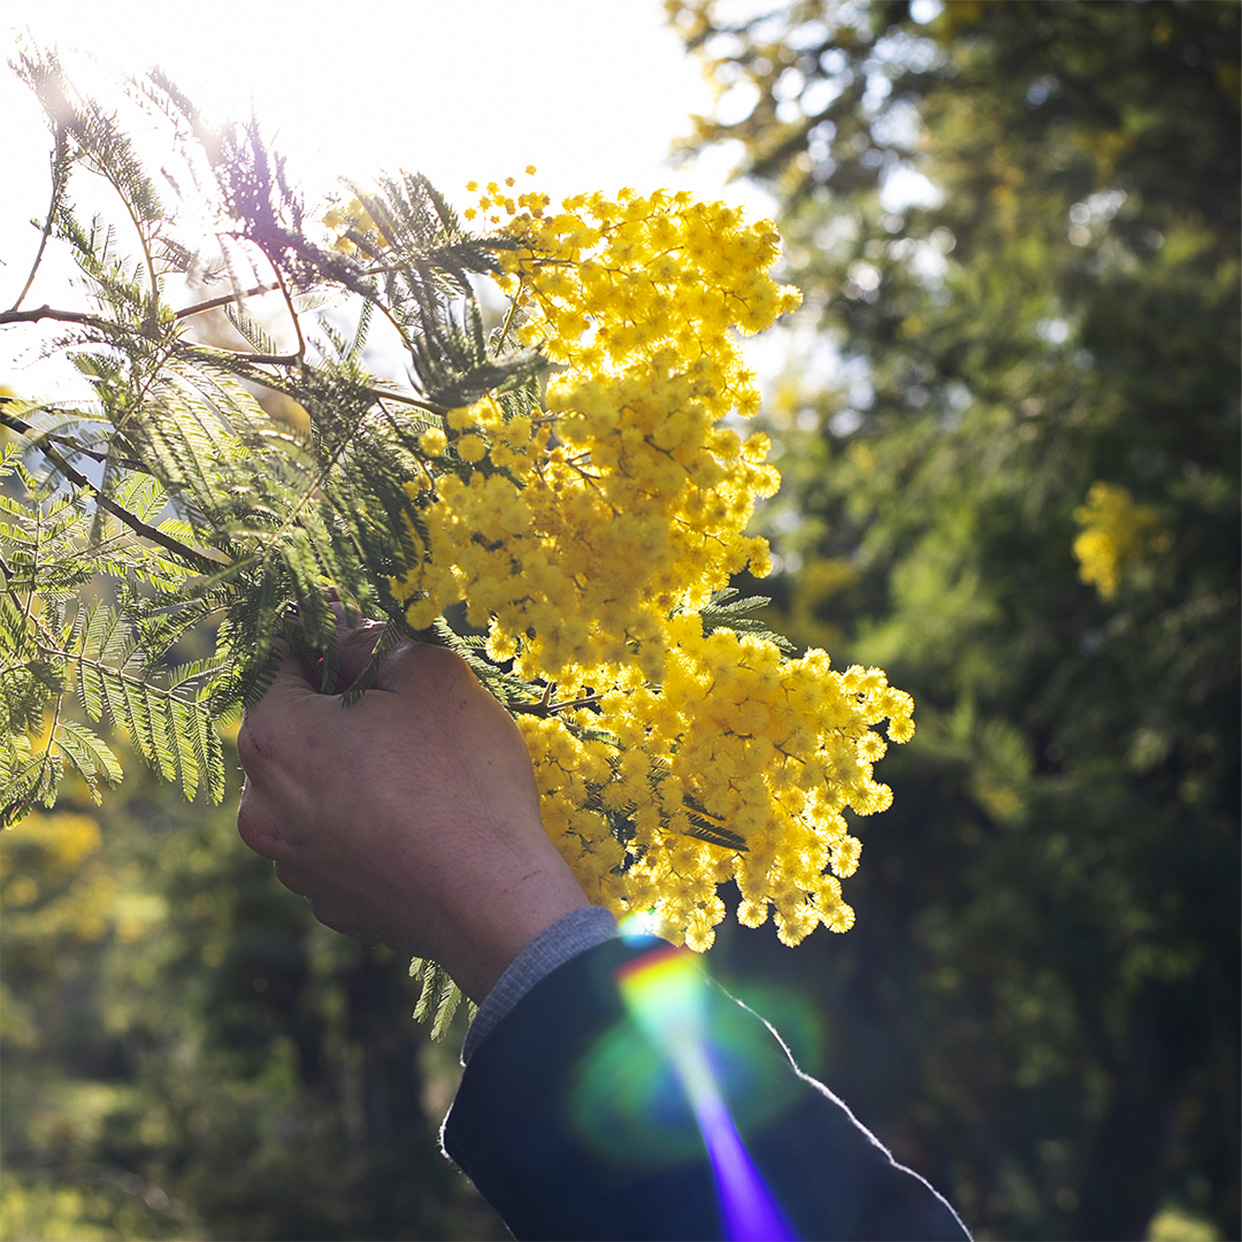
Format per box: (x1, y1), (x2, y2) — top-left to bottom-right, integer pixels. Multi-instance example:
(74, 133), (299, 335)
(238, 604), (390, 792)
(286, 595), (388, 693)
(237, 786), (283, 860)
(238, 640), (311, 739)
(237, 640), (333, 802)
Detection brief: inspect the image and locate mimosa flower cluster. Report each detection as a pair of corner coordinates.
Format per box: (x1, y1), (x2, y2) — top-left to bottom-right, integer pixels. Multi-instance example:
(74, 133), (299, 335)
(1073, 481), (1169, 600)
(517, 630), (911, 948)
(373, 176), (913, 947)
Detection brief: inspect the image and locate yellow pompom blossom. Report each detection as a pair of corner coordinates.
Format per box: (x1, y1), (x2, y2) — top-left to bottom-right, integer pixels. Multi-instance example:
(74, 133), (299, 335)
(514, 632), (912, 949)
(1073, 481), (1170, 599)
(384, 177), (915, 948)
(323, 197), (389, 255)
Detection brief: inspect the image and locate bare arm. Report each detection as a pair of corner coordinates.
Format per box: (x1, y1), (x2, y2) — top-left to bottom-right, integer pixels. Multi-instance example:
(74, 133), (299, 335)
(235, 627), (590, 1002)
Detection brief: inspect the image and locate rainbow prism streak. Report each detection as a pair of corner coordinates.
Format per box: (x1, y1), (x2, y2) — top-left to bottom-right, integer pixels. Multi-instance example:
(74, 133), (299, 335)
(616, 944), (797, 1241)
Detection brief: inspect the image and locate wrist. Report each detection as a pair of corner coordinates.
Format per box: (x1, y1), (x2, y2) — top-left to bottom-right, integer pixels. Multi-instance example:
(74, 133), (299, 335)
(436, 850), (592, 1003)
(463, 905), (620, 1062)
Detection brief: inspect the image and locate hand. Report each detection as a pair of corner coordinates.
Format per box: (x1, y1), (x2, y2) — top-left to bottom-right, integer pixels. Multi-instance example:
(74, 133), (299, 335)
(236, 621), (590, 1002)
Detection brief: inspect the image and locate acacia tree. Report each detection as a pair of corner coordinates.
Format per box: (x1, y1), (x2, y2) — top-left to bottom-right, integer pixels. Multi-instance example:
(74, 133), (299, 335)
(669, 1), (1240, 1238)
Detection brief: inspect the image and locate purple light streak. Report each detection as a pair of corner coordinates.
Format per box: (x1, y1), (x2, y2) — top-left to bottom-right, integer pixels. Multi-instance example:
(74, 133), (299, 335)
(616, 944), (797, 1242)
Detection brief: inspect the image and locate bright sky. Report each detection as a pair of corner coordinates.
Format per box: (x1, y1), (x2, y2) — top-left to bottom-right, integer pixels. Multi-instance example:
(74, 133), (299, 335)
(2, 1), (785, 400)
(2, 1), (774, 300)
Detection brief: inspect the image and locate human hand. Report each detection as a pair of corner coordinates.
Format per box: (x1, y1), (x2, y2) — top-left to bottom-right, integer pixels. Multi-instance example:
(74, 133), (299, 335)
(236, 620), (589, 1002)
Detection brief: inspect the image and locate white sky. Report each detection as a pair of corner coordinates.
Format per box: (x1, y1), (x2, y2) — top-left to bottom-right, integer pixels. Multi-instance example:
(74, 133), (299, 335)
(2, 1), (774, 304)
(2, 1), (788, 402)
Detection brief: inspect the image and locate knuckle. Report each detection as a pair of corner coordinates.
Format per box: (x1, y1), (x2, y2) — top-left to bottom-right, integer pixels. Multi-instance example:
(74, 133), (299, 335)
(336, 621), (387, 686)
(237, 784), (295, 863)
(236, 716), (289, 776)
(271, 860), (307, 896)
(406, 641), (472, 685)
(236, 719), (261, 769)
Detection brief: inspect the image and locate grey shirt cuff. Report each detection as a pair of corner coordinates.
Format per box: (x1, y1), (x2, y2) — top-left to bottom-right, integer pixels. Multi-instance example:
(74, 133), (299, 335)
(462, 905), (620, 1065)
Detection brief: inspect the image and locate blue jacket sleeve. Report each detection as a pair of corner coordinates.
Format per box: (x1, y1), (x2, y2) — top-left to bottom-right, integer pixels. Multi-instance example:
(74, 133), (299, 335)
(442, 935), (970, 1241)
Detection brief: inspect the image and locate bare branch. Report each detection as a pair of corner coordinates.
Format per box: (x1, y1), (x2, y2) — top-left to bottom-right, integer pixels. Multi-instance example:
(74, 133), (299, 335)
(172, 282), (281, 320)
(0, 304), (121, 331)
(0, 407), (149, 472)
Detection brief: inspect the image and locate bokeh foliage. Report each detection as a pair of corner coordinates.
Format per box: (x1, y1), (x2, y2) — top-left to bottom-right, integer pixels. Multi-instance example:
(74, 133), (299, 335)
(0, 746), (507, 1241)
(670, 1), (1239, 1238)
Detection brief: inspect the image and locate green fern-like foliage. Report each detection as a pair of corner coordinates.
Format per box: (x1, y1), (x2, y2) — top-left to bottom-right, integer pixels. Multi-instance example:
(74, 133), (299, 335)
(1, 53), (563, 1033)
(1, 55), (543, 840)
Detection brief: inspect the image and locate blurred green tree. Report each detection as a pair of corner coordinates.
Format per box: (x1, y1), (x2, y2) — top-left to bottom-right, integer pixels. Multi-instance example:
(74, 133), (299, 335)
(670, 1), (1239, 1238)
(0, 754), (507, 1241)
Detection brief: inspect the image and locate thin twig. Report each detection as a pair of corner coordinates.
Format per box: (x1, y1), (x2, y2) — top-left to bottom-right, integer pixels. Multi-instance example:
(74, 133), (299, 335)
(364, 387), (443, 414)
(495, 278), (522, 349)
(8, 127), (68, 314)
(271, 265), (306, 363)
(548, 692), (602, 713)
(172, 282), (281, 320)
(210, 346), (302, 366)
(511, 683), (556, 716)
(217, 349), (301, 366)
(0, 409), (149, 472)
(0, 305), (121, 331)
(91, 142), (161, 330)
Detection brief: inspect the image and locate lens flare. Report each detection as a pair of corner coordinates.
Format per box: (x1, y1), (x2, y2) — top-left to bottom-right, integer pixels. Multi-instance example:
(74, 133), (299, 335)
(616, 945), (797, 1242)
